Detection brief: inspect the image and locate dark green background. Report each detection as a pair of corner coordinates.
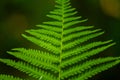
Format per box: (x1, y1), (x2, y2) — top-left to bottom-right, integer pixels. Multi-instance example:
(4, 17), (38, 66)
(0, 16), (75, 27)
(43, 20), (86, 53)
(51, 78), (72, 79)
(0, 0), (120, 80)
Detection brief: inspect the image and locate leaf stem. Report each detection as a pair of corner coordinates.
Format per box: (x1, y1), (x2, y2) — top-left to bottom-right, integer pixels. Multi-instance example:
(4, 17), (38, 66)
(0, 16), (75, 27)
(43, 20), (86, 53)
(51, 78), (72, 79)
(59, 0), (65, 80)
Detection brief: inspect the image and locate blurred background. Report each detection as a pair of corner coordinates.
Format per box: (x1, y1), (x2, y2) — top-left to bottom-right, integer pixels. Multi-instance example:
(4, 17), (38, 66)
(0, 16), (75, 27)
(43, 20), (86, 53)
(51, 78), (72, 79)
(0, 0), (120, 80)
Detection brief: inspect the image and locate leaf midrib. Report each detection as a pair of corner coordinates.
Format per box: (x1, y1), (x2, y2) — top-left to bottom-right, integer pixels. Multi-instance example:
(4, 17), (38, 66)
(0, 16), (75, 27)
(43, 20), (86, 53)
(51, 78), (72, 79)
(59, 0), (65, 80)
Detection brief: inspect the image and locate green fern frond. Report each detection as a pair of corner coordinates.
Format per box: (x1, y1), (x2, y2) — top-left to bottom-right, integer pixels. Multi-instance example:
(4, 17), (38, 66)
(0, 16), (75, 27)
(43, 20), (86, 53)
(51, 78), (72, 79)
(73, 60), (120, 80)
(12, 48), (59, 63)
(0, 0), (119, 80)
(61, 42), (116, 67)
(7, 51), (58, 72)
(63, 29), (102, 42)
(36, 25), (62, 33)
(43, 21), (62, 27)
(64, 19), (88, 28)
(61, 57), (119, 79)
(0, 59), (56, 80)
(63, 26), (94, 35)
(63, 31), (104, 50)
(25, 30), (60, 46)
(62, 40), (113, 59)
(0, 74), (23, 80)
(22, 34), (60, 54)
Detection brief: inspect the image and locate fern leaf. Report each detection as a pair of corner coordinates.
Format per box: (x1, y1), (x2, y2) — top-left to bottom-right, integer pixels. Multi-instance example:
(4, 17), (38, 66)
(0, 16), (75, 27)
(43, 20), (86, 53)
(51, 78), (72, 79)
(61, 42), (116, 67)
(62, 40), (113, 59)
(64, 8), (76, 13)
(64, 16), (82, 22)
(56, 0), (70, 5)
(63, 31), (104, 50)
(12, 48), (59, 63)
(73, 60), (120, 80)
(22, 34), (60, 54)
(63, 26), (94, 35)
(0, 0), (119, 80)
(25, 30), (60, 46)
(36, 25), (62, 33)
(7, 51), (58, 72)
(46, 15), (62, 21)
(0, 59), (56, 80)
(63, 5), (72, 11)
(43, 21), (62, 27)
(61, 57), (119, 79)
(55, 5), (61, 9)
(0, 74), (23, 80)
(64, 19), (88, 28)
(28, 29), (61, 38)
(64, 11), (78, 17)
(63, 29), (101, 42)
(49, 10), (61, 16)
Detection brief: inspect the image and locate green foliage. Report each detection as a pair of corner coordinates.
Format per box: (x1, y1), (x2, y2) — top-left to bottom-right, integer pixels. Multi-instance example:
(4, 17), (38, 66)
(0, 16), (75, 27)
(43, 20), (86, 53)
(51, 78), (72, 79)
(0, 0), (120, 80)
(0, 74), (23, 80)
